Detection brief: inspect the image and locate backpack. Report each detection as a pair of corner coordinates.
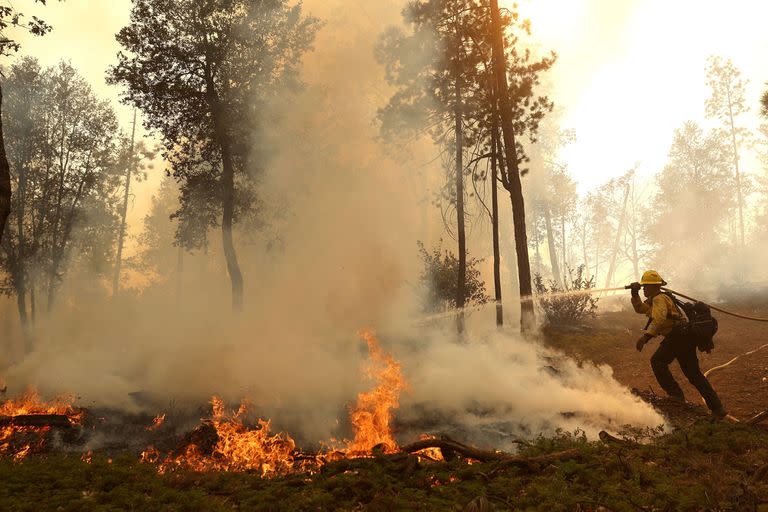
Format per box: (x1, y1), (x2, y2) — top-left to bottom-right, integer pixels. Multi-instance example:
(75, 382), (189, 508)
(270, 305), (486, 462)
(667, 293), (718, 353)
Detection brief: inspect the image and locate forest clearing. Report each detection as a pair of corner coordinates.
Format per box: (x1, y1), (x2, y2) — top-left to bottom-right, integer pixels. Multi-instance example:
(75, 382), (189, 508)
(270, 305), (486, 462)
(2, 0), (768, 510)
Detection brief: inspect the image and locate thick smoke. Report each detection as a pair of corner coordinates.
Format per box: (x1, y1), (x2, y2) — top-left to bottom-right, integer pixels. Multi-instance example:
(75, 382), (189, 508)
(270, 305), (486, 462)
(1, 0), (665, 445)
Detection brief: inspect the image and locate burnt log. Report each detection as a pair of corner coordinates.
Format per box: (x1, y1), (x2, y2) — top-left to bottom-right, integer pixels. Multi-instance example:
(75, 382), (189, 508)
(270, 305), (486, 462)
(0, 414), (73, 429)
(401, 436), (581, 467)
(173, 421), (219, 456)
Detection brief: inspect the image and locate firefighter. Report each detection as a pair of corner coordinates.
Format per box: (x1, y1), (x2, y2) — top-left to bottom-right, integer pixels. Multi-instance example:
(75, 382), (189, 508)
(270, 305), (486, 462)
(630, 270), (727, 418)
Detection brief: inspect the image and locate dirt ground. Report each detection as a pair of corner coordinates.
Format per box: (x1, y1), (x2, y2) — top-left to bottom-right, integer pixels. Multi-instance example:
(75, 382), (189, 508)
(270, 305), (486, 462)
(543, 298), (768, 421)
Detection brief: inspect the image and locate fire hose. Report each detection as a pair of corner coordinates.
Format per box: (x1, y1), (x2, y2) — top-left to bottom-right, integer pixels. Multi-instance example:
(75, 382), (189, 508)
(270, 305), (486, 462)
(661, 288), (768, 323)
(660, 287), (768, 378)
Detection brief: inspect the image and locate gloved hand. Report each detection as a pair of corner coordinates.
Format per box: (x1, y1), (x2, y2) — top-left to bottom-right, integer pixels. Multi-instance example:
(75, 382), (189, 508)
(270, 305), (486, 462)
(628, 282), (641, 296)
(636, 334), (651, 352)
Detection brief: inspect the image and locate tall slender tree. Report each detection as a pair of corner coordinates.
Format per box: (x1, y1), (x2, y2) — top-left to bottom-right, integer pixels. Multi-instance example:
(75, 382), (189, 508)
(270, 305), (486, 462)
(0, 1), (56, 246)
(378, 0), (553, 332)
(705, 56), (750, 248)
(489, 0), (554, 331)
(1, 59), (122, 324)
(108, 0), (321, 312)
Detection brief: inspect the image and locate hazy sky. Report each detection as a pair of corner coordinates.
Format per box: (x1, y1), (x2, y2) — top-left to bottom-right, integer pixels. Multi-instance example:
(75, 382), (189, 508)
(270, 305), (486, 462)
(9, 0), (768, 212)
(513, 0), (768, 192)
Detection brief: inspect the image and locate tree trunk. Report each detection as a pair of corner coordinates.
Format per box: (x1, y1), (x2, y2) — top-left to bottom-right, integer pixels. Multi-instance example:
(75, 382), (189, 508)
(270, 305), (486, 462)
(532, 211), (542, 276)
(581, 227), (590, 281)
(628, 183), (640, 279)
(0, 83), (11, 247)
(497, 145), (520, 300)
(454, 71), (466, 335)
(15, 130), (30, 328)
(726, 92), (745, 248)
(491, 120), (503, 327)
(594, 232), (599, 284)
(112, 109), (137, 298)
(16, 285), (28, 329)
(561, 214), (568, 281)
(490, 0), (535, 332)
(205, 66), (244, 313)
(220, 145), (243, 312)
(30, 278), (36, 325)
(604, 183), (630, 289)
(543, 205), (562, 287)
(176, 245), (184, 306)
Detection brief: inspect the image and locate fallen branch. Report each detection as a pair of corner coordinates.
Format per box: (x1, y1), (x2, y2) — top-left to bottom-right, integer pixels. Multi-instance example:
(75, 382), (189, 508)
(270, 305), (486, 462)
(748, 410), (768, 425)
(599, 430), (636, 447)
(401, 437), (581, 466)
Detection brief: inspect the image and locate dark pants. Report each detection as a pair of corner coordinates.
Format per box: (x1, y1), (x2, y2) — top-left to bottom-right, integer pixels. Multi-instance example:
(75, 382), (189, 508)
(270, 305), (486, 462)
(650, 330), (724, 413)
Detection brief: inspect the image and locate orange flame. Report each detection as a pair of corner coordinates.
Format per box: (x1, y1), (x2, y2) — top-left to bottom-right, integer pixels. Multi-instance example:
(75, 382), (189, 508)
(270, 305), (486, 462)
(141, 329), (410, 473)
(345, 329), (408, 456)
(0, 388), (83, 460)
(146, 413), (166, 431)
(143, 397), (297, 476)
(413, 434), (445, 462)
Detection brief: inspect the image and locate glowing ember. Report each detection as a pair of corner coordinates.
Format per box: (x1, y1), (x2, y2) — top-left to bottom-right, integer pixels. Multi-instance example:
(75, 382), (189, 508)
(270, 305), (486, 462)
(142, 397), (297, 476)
(0, 388), (83, 460)
(146, 413), (166, 431)
(413, 435), (445, 462)
(345, 329), (408, 456)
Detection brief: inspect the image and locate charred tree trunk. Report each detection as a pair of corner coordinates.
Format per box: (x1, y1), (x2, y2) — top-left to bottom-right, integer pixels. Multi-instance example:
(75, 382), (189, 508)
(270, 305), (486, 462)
(491, 119), (503, 327)
(490, 0), (535, 332)
(112, 109), (137, 298)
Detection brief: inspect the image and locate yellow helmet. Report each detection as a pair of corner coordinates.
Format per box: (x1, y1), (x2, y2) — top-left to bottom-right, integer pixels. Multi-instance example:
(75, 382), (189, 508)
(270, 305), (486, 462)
(640, 270), (667, 286)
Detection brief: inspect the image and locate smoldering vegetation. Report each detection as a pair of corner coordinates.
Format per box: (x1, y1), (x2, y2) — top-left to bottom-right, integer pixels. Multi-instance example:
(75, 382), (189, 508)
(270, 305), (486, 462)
(1, 0), (766, 455)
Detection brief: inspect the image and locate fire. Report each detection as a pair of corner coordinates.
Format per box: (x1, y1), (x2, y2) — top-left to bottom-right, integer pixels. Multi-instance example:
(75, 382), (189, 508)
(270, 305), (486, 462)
(413, 435), (445, 462)
(344, 329), (408, 456)
(0, 388), (83, 460)
(141, 329), (411, 474)
(146, 413), (166, 431)
(142, 397), (298, 476)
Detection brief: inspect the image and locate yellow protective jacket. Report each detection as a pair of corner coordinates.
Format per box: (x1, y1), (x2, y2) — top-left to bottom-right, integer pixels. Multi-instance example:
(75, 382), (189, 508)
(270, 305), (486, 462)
(631, 293), (683, 337)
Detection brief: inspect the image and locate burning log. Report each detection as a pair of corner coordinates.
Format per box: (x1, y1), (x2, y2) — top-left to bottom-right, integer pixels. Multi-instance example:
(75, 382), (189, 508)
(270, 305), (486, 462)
(0, 414), (74, 429)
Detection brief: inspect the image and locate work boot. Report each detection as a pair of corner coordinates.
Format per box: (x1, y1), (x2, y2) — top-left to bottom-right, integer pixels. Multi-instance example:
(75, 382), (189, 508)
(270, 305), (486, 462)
(710, 407), (728, 420)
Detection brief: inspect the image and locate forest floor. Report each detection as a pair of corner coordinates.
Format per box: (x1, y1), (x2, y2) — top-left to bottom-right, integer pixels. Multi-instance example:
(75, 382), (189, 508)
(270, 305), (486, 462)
(543, 299), (768, 421)
(3, 300), (768, 511)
